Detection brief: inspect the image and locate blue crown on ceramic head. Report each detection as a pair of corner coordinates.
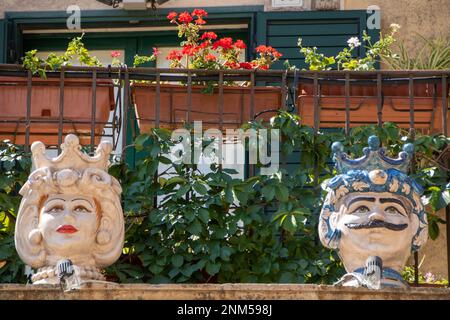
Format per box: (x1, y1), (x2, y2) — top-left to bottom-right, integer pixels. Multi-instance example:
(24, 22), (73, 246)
(331, 135), (414, 174)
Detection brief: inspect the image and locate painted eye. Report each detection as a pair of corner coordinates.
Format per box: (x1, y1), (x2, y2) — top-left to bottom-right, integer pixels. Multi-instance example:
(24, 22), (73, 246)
(48, 206), (63, 213)
(352, 206), (370, 214)
(73, 205), (90, 213)
(385, 206), (401, 215)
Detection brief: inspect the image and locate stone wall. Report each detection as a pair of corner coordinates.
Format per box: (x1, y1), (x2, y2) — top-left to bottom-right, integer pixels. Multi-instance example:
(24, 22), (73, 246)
(344, 0), (450, 55)
(0, 0), (264, 18)
(0, 283), (449, 300)
(409, 209), (448, 280)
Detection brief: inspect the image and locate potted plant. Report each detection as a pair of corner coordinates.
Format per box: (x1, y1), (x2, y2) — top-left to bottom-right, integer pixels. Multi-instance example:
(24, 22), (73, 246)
(293, 24), (449, 133)
(0, 35), (115, 146)
(129, 9), (283, 132)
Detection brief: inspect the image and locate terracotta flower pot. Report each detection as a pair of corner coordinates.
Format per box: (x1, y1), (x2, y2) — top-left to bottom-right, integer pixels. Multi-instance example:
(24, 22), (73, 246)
(131, 83), (282, 132)
(0, 76), (115, 146)
(298, 81), (449, 134)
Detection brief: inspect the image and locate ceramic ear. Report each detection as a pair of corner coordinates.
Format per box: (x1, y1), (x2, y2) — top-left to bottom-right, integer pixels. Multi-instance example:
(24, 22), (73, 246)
(28, 229), (42, 245)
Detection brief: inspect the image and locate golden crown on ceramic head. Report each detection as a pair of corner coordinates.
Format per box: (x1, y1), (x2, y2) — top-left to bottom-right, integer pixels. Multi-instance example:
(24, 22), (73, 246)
(30, 134), (112, 172)
(331, 135), (414, 174)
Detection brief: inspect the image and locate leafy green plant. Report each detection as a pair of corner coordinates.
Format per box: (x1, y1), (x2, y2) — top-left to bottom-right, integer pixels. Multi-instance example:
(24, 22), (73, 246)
(0, 113), (448, 284)
(382, 33), (450, 70)
(0, 141), (31, 283)
(294, 24), (399, 71)
(105, 115), (448, 284)
(402, 256), (449, 286)
(22, 34), (102, 78)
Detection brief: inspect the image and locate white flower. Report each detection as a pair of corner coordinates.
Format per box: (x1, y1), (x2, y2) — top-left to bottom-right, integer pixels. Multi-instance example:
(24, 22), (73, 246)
(390, 23), (401, 32)
(347, 37), (361, 48)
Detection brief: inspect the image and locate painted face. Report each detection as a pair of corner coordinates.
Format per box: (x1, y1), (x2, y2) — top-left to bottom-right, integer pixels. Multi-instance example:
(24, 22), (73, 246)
(38, 194), (99, 259)
(335, 192), (416, 272)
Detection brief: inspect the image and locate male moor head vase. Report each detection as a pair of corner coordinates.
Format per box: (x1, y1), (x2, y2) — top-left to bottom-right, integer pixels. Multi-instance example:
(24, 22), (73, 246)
(15, 134), (124, 285)
(318, 135), (428, 289)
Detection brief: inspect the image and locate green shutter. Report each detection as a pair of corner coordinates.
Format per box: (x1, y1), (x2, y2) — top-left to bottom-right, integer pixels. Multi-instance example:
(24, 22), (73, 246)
(254, 11), (379, 179)
(256, 11), (374, 69)
(0, 20), (5, 63)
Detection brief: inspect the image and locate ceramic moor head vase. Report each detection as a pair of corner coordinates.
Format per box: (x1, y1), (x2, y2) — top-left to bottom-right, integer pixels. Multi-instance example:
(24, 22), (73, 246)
(15, 134), (124, 284)
(319, 135), (427, 289)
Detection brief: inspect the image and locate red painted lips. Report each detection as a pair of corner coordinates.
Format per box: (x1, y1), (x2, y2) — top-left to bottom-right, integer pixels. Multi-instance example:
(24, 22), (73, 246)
(56, 225), (78, 234)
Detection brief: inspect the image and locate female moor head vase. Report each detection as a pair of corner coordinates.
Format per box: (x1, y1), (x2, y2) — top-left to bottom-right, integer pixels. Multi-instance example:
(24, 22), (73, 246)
(15, 134), (124, 285)
(319, 135), (428, 289)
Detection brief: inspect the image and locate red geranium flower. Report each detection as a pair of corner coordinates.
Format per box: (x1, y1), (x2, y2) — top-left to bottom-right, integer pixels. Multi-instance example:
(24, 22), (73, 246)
(166, 50), (183, 61)
(205, 54), (216, 61)
(192, 9), (208, 17)
(234, 40), (247, 49)
(110, 51), (121, 58)
(153, 47), (161, 56)
(158, 8), (278, 71)
(199, 41), (210, 49)
(182, 44), (200, 56)
(167, 12), (177, 21)
(255, 45), (268, 53)
(255, 45), (282, 58)
(178, 11), (193, 24)
(201, 32), (218, 40)
(239, 62), (253, 70)
(212, 37), (234, 50)
(195, 18), (206, 25)
(273, 51), (282, 59)
(224, 61), (239, 69)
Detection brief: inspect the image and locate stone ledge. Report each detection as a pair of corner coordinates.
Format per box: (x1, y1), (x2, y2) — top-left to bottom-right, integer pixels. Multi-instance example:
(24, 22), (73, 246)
(0, 283), (449, 300)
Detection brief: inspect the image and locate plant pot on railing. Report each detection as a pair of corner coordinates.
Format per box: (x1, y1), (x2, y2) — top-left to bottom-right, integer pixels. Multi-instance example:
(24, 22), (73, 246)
(0, 76), (115, 146)
(297, 80), (450, 134)
(132, 83), (282, 132)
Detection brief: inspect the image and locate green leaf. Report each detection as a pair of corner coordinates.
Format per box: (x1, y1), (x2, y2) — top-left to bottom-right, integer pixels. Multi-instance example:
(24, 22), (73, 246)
(168, 268), (180, 279)
(193, 182), (208, 195)
(429, 219), (440, 240)
(166, 176), (187, 186)
(149, 264), (164, 275)
(222, 168), (238, 175)
(225, 186), (234, 204)
(205, 261), (221, 275)
(220, 247), (233, 261)
(2, 160), (14, 171)
(135, 134), (149, 151)
(171, 255), (184, 268)
(187, 219), (202, 236)
(235, 191), (248, 206)
(279, 271), (295, 283)
(275, 185), (289, 202)
(158, 156), (172, 165)
(279, 247), (289, 258)
(198, 208), (210, 224)
(209, 242), (221, 260)
(282, 214), (297, 234)
(430, 189), (450, 211)
(262, 185), (275, 202)
(175, 184), (190, 198)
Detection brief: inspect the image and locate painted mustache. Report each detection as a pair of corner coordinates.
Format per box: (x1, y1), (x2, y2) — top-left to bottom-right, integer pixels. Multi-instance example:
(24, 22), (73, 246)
(345, 220), (408, 231)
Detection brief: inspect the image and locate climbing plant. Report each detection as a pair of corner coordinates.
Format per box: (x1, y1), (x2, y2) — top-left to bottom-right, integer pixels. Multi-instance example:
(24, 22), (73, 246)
(0, 141), (31, 283)
(106, 112), (449, 284)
